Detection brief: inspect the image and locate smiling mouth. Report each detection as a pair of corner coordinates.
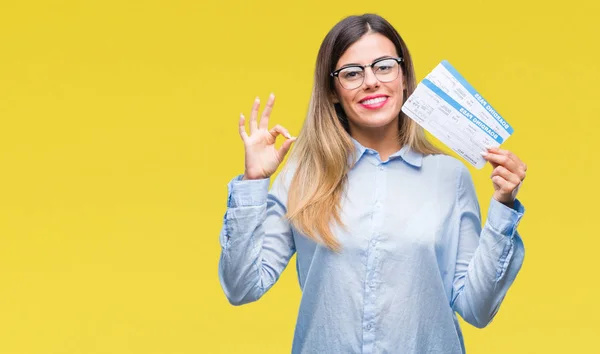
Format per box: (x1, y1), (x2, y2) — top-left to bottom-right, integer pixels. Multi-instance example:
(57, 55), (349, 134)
(360, 96), (387, 104)
(359, 96), (389, 109)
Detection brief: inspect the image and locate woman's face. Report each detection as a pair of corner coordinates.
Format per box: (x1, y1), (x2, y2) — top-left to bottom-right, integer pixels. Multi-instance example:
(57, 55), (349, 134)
(332, 33), (405, 133)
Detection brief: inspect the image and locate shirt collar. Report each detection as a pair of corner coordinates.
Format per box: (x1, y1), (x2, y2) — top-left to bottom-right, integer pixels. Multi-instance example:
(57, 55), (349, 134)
(350, 136), (423, 168)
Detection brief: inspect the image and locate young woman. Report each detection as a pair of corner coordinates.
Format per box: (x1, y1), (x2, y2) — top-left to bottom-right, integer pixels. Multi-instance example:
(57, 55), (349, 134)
(218, 13), (527, 354)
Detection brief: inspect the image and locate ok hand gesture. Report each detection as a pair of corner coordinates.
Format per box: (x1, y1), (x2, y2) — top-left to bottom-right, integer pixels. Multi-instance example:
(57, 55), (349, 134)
(239, 94), (297, 180)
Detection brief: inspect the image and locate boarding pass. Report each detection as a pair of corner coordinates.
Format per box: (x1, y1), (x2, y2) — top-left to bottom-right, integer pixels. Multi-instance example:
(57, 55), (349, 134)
(401, 60), (513, 169)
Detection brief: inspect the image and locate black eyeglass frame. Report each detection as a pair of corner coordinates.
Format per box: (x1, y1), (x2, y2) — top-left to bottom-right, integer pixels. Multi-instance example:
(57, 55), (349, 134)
(329, 57), (404, 89)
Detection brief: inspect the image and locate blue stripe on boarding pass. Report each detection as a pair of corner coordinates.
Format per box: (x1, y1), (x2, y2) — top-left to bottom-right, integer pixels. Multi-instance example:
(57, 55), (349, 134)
(421, 78), (504, 144)
(440, 60), (514, 135)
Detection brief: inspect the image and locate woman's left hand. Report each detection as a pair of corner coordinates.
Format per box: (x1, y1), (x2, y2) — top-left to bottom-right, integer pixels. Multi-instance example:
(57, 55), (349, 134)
(481, 147), (527, 208)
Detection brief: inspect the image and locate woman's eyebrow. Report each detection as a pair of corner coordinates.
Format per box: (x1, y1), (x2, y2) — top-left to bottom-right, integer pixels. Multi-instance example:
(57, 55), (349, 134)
(338, 55), (394, 68)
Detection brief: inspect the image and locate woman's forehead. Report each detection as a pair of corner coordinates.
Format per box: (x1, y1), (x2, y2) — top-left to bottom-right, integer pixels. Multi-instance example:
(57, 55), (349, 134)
(337, 33), (398, 66)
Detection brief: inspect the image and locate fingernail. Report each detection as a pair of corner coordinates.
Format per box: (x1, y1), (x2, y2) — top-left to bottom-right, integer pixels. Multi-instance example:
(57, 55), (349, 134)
(270, 92), (275, 98)
(285, 133), (291, 138)
(240, 113), (244, 118)
(255, 97), (260, 103)
(480, 152), (488, 157)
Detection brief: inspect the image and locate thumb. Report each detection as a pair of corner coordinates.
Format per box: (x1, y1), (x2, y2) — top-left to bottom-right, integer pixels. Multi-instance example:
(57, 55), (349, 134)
(277, 136), (297, 159)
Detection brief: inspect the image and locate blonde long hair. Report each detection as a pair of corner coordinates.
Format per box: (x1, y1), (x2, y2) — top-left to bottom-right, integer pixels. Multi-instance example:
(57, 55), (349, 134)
(286, 14), (443, 251)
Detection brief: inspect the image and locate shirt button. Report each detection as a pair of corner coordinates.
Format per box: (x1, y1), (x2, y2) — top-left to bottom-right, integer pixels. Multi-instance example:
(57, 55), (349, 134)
(366, 324), (373, 330)
(379, 166), (384, 171)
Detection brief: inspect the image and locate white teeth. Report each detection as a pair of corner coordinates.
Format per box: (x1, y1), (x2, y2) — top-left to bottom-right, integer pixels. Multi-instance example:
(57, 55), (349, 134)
(361, 97), (387, 105)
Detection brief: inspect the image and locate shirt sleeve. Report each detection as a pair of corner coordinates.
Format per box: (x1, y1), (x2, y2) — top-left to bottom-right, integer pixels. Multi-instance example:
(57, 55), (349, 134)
(218, 170), (296, 306)
(450, 164), (525, 328)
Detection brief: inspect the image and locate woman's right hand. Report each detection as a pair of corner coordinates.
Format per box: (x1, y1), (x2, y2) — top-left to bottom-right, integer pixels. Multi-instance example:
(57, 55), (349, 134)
(239, 93), (297, 180)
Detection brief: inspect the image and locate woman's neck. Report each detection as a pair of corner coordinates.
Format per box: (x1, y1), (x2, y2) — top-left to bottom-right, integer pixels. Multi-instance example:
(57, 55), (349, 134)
(349, 122), (401, 161)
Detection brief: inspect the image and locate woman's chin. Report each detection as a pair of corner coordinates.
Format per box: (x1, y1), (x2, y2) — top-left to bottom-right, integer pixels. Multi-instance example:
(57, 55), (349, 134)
(351, 113), (400, 130)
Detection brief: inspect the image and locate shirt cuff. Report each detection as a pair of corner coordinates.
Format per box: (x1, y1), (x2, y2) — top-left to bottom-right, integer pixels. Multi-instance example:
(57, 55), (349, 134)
(486, 198), (525, 237)
(227, 175), (270, 208)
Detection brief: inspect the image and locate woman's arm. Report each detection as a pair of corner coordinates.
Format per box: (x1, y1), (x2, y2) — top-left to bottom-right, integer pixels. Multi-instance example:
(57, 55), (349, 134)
(450, 163), (526, 328)
(218, 93), (297, 305)
(218, 171), (296, 306)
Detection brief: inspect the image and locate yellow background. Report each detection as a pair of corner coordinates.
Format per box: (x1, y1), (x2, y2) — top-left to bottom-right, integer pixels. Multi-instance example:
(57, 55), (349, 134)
(0, 0), (598, 353)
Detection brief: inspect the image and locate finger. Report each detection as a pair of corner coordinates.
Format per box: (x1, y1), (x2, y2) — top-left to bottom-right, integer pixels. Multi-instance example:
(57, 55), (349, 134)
(518, 164), (527, 181)
(491, 175), (518, 194)
(491, 175), (506, 186)
(277, 136), (297, 159)
(249, 97), (260, 134)
(269, 124), (292, 139)
(482, 150), (519, 173)
(491, 165), (521, 186)
(486, 146), (510, 156)
(520, 163), (528, 181)
(260, 93), (275, 130)
(486, 147), (526, 171)
(486, 148), (527, 180)
(510, 154), (528, 180)
(486, 159), (500, 169)
(238, 113), (249, 142)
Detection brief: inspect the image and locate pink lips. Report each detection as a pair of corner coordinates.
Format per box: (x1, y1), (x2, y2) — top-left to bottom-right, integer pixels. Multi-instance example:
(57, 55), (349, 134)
(359, 95), (389, 110)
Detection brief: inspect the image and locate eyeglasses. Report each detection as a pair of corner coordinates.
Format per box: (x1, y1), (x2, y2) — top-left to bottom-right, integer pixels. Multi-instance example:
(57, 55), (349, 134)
(330, 57), (403, 90)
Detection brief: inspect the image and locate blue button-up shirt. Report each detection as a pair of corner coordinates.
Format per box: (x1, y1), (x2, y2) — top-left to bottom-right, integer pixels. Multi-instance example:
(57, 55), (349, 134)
(218, 138), (525, 353)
